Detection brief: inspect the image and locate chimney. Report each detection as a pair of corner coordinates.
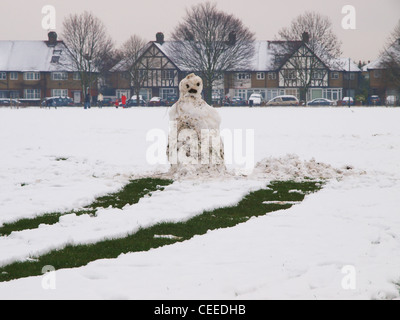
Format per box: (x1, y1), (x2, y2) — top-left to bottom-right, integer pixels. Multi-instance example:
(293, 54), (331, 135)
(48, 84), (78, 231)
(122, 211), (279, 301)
(228, 31), (237, 46)
(302, 32), (310, 44)
(156, 32), (164, 45)
(47, 31), (58, 46)
(184, 28), (194, 41)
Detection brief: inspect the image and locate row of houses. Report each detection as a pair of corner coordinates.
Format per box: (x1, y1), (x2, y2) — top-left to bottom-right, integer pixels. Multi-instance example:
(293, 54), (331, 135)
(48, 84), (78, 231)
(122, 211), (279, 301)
(110, 32), (363, 103)
(0, 32), (399, 104)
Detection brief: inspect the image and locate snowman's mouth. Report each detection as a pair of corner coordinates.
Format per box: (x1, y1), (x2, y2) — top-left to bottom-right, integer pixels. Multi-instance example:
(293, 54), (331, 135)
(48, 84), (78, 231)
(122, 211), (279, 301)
(188, 89), (198, 94)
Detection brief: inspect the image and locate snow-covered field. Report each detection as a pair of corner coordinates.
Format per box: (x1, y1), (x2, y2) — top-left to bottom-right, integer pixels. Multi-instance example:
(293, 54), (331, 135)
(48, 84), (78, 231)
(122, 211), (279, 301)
(0, 107), (399, 300)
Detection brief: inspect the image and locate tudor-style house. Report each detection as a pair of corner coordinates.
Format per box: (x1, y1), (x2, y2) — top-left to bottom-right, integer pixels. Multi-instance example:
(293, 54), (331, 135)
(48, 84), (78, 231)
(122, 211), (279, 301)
(110, 32), (361, 104)
(0, 32), (93, 104)
(225, 36), (361, 103)
(110, 33), (183, 101)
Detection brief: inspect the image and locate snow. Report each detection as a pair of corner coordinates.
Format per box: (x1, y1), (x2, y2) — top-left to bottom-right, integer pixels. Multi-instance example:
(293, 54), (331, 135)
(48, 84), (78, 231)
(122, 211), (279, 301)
(0, 41), (75, 72)
(0, 107), (399, 300)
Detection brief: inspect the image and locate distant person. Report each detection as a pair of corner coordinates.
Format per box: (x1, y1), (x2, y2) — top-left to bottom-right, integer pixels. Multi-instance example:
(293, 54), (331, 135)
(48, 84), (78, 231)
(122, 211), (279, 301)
(98, 93), (104, 108)
(84, 94), (91, 109)
(115, 98), (119, 108)
(121, 95), (127, 108)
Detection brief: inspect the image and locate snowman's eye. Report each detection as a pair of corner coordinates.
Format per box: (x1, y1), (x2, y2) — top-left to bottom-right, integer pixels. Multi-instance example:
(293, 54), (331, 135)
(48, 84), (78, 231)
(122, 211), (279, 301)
(186, 84), (190, 88)
(197, 83), (200, 86)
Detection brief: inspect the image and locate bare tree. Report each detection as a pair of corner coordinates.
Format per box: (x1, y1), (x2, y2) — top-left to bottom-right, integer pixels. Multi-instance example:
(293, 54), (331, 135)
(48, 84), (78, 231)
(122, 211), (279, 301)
(62, 11), (114, 102)
(170, 2), (255, 104)
(277, 11), (342, 62)
(275, 11), (342, 101)
(381, 20), (400, 95)
(114, 35), (151, 106)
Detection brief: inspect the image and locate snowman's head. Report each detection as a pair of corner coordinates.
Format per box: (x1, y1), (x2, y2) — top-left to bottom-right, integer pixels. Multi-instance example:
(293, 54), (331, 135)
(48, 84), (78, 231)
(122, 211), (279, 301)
(179, 73), (203, 98)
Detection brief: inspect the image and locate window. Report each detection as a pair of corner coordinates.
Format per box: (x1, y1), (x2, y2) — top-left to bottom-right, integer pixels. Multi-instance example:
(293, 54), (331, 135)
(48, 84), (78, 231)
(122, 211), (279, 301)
(24, 89), (41, 99)
(10, 72), (18, 80)
(344, 73), (355, 80)
(256, 72), (265, 80)
(161, 70), (175, 80)
(24, 72), (40, 81)
(283, 70), (297, 80)
(73, 72), (81, 81)
(312, 71), (324, 80)
(237, 73), (250, 80)
(160, 88), (178, 99)
(331, 72), (339, 80)
(267, 72), (277, 80)
(51, 72), (68, 81)
(373, 70), (382, 78)
(51, 56), (60, 63)
(51, 89), (68, 97)
(0, 72), (6, 80)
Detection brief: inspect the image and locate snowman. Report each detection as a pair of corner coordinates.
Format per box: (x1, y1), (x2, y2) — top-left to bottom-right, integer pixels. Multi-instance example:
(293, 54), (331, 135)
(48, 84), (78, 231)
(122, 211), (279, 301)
(167, 73), (225, 177)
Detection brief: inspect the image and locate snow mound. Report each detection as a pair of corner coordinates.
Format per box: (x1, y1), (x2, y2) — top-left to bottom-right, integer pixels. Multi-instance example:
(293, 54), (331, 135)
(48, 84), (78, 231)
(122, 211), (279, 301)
(162, 154), (362, 182)
(250, 154), (363, 181)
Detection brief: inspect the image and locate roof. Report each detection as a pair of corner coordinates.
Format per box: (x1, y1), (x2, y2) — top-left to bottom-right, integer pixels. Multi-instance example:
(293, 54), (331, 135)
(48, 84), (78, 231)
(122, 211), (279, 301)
(363, 40), (400, 71)
(330, 58), (361, 72)
(153, 40), (301, 72)
(113, 40), (361, 73)
(153, 41), (190, 71)
(0, 40), (76, 72)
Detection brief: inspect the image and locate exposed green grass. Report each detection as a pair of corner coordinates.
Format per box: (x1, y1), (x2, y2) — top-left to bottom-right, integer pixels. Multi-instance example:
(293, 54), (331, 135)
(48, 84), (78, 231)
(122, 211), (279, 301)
(0, 180), (323, 282)
(0, 178), (173, 237)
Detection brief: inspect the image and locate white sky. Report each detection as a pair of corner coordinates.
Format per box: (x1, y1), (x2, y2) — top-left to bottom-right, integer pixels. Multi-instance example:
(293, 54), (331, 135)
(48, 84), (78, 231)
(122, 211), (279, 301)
(1, 0), (399, 62)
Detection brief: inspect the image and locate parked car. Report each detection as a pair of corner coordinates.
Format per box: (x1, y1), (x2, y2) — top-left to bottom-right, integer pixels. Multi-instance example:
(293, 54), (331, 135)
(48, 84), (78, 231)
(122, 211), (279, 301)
(307, 98), (335, 106)
(248, 93), (263, 106)
(231, 96), (247, 106)
(101, 97), (115, 107)
(42, 97), (74, 107)
(126, 95), (147, 107)
(341, 97), (355, 106)
(165, 95), (179, 106)
(148, 97), (166, 107)
(0, 98), (22, 106)
(386, 95), (398, 106)
(367, 95), (381, 106)
(267, 95), (299, 106)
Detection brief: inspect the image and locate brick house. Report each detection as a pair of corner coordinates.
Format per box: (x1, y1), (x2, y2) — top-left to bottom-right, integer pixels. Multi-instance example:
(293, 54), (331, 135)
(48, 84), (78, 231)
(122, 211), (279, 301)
(110, 33), (361, 104)
(0, 33), (91, 104)
(363, 39), (400, 102)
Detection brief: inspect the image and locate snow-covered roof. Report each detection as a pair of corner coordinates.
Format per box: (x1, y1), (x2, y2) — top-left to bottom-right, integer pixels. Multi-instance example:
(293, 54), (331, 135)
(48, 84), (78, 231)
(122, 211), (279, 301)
(153, 40), (297, 72)
(330, 58), (361, 72)
(0, 41), (76, 72)
(113, 40), (362, 74)
(363, 40), (400, 71)
(153, 41), (189, 71)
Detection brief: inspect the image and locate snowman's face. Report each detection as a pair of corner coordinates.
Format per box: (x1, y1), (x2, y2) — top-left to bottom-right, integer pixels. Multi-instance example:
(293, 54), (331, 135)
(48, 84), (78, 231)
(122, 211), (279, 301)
(179, 73), (203, 98)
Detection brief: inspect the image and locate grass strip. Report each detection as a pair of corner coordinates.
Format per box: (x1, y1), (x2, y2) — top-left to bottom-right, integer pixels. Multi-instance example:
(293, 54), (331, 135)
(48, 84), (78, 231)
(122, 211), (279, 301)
(0, 178), (173, 236)
(0, 180), (322, 282)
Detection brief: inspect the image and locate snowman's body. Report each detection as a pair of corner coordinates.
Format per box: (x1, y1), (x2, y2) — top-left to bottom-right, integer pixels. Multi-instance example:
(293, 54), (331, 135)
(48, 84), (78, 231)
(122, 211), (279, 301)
(168, 73), (225, 177)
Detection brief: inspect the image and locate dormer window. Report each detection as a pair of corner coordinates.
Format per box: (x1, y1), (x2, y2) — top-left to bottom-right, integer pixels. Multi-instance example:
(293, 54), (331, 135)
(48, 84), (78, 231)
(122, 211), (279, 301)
(51, 56), (60, 63)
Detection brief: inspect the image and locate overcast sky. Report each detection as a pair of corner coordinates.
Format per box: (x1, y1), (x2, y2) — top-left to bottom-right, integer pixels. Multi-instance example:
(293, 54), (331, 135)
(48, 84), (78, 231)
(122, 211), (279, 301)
(1, 0), (399, 62)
